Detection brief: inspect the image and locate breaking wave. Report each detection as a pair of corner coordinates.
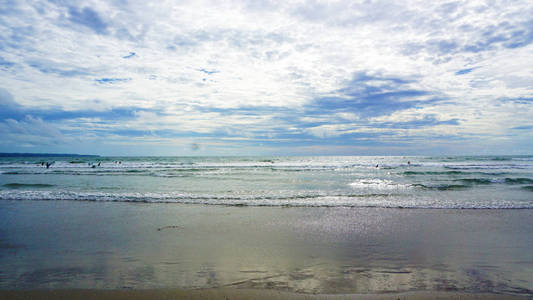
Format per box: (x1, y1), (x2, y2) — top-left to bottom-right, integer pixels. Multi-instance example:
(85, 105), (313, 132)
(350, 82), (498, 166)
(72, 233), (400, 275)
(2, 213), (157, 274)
(1, 190), (532, 209)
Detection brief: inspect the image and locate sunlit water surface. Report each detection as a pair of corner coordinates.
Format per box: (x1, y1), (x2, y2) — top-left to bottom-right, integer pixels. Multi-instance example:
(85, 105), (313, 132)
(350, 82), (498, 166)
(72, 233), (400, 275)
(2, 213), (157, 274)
(1, 156), (533, 295)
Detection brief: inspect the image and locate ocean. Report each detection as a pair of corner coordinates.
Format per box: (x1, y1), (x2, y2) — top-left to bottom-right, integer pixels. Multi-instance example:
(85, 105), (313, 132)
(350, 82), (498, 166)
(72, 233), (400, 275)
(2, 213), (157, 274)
(1, 155), (532, 208)
(1, 155), (533, 295)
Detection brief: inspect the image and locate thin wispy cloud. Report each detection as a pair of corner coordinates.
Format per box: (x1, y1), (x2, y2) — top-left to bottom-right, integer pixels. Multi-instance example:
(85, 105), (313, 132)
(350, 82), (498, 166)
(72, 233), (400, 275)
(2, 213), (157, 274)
(0, 0), (532, 155)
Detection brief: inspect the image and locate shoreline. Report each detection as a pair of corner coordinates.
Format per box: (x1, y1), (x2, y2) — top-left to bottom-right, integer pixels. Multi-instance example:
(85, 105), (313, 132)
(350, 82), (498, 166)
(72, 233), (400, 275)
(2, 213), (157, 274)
(0, 289), (531, 300)
(3, 197), (533, 210)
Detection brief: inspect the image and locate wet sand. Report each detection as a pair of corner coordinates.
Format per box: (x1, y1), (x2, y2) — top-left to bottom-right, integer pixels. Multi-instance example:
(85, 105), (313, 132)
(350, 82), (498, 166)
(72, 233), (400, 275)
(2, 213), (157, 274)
(1, 201), (533, 296)
(0, 289), (531, 300)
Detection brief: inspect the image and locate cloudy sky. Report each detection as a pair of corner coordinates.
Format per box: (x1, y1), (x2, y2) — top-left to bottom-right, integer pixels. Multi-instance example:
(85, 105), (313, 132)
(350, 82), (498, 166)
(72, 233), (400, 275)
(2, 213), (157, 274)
(1, 0), (532, 156)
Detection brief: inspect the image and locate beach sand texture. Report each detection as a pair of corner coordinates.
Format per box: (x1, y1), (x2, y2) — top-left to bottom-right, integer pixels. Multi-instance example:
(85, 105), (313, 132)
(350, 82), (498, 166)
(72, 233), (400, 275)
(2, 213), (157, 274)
(0, 289), (531, 300)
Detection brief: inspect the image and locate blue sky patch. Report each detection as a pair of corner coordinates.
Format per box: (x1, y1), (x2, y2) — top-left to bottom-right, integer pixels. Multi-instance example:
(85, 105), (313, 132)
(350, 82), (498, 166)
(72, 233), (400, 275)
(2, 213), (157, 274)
(123, 52), (136, 59)
(455, 68), (476, 75)
(0, 56), (14, 68)
(95, 78), (132, 84)
(68, 6), (108, 35)
(199, 68), (219, 75)
(307, 72), (434, 118)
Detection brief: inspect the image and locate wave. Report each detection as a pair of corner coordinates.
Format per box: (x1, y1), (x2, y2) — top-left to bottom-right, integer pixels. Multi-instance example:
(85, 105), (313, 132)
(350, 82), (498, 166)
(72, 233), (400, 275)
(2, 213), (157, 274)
(3, 183), (55, 189)
(411, 183), (470, 190)
(505, 178), (533, 184)
(403, 170), (506, 176)
(0, 190), (396, 202)
(410, 177), (533, 189)
(444, 164), (530, 170)
(455, 178), (493, 185)
(522, 186), (533, 192)
(3, 161), (530, 176)
(0, 165), (399, 176)
(0, 167), (223, 176)
(426, 156), (533, 162)
(1, 190), (532, 209)
(490, 157), (513, 161)
(404, 170), (463, 175)
(349, 179), (411, 190)
(512, 157), (533, 161)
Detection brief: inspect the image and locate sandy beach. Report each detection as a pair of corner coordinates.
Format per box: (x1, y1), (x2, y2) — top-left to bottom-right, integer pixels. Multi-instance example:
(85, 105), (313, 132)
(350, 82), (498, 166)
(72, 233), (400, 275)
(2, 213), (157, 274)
(1, 289), (532, 300)
(1, 200), (533, 297)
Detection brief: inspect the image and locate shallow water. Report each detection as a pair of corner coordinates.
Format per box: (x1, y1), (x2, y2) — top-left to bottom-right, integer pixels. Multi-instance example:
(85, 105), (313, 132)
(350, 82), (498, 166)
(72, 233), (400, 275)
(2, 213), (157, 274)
(1, 155), (533, 208)
(1, 201), (532, 295)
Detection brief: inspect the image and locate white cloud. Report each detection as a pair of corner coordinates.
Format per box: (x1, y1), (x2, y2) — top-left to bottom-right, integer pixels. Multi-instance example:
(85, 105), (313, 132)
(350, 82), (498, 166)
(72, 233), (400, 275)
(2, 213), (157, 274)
(0, 0), (532, 154)
(0, 115), (68, 149)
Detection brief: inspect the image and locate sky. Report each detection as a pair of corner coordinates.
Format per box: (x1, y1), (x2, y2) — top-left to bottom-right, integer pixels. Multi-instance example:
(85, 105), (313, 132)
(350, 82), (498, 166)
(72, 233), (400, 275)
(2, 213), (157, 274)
(0, 0), (532, 156)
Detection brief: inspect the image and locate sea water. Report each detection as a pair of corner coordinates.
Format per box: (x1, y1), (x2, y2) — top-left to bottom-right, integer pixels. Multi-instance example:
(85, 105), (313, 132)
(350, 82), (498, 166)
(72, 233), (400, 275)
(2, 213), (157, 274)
(1, 156), (533, 294)
(1, 156), (532, 208)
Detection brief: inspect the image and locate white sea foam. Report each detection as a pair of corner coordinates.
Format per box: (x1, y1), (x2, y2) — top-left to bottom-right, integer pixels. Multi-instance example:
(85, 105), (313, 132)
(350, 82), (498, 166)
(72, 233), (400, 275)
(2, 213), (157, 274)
(1, 189), (532, 209)
(349, 179), (411, 190)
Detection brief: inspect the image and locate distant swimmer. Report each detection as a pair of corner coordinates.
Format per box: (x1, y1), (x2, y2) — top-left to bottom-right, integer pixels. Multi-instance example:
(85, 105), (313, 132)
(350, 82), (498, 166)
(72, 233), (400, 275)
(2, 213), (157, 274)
(407, 161), (411, 166)
(45, 162), (51, 169)
(376, 164), (379, 168)
(91, 165), (96, 168)
(97, 162), (101, 167)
